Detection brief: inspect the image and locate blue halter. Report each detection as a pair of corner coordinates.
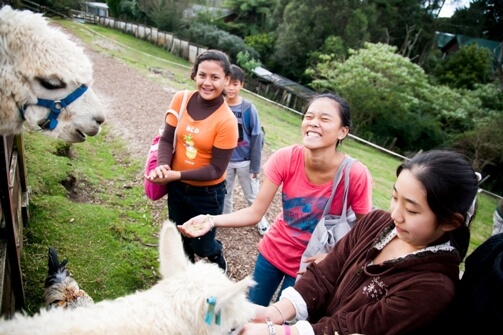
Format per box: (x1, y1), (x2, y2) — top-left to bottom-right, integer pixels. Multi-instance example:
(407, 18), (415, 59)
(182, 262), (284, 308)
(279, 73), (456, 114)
(19, 85), (89, 130)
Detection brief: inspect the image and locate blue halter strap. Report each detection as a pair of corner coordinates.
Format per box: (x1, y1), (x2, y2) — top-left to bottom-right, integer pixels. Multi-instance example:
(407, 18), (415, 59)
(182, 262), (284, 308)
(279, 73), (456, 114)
(204, 296), (221, 326)
(19, 84), (88, 130)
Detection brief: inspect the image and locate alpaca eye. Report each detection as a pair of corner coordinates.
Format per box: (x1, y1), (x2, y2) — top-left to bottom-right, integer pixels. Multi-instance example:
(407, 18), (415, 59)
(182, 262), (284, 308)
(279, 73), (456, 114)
(36, 77), (67, 90)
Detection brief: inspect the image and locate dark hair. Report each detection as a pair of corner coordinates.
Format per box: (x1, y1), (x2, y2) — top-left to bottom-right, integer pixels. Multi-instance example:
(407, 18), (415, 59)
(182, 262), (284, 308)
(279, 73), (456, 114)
(302, 93), (351, 147)
(229, 64), (245, 83)
(190, 49), (232, 80)
(397, 150), (478, 259)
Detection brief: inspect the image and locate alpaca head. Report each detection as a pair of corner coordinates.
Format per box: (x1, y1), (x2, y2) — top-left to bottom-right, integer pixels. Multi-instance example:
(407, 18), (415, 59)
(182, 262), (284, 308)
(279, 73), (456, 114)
(159, 221), (257, 334)
(0, 6), (105, 142)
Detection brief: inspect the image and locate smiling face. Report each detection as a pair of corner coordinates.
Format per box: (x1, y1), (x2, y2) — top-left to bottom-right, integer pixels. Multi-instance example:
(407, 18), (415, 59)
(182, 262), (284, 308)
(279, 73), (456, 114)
(390, 169), (451, 250)
(301, 97), (349, 150)
(194, 60), (230, 101)
(225, 79), (243, 105)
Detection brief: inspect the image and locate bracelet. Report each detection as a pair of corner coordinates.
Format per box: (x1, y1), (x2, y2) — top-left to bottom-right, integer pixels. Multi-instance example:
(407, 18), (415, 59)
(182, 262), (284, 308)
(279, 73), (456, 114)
(205, 214), (215, 229)
(283, 325), (291, 335)
(265, 317), (276, 335)
(271, 304), (286, 324)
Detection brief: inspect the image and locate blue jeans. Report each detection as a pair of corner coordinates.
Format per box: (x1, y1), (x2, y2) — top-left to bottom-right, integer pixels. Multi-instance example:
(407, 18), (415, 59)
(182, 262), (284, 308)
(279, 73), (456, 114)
(248, 253), (296, 306)
(167, 180), (226, 262)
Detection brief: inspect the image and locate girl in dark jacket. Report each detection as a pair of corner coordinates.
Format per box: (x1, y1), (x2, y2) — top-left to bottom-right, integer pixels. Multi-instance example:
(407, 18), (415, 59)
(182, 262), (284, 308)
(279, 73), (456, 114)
(243, 149), (478, 335)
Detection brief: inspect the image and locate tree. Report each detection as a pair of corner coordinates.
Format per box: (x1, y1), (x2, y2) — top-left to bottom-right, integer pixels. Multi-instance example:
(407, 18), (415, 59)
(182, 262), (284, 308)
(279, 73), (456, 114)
(105, 0), (147, 21)
(432, 43), (494, 89)
(307, 35), (349, 69)
(272, 0), (364, 82)
(236, 50), (261, 73)
(269, 0), (449, 82)
(222, 0), (278, 36)
(28, 0), (81, 12)
(364, 0), (446, 65)
(454, 115), (503, 193)
(178, 22), (259, 63)
(450, 82), (503, 193)
(306, 42), (478, 153)
(344, 9), (370, 51)
(137, 0), (191, 32)
(106, 0), (121, 17)
(244, 33), (275, 65)
(447, 0), (503, 41)
(437, 1), (486, 36)
(271, 1), (320, 81)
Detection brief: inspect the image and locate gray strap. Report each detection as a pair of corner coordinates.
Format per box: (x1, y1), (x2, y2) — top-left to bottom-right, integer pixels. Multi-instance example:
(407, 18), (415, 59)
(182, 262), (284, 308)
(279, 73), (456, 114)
(340, 158), (355, 221)
(322, 156), (356, 219)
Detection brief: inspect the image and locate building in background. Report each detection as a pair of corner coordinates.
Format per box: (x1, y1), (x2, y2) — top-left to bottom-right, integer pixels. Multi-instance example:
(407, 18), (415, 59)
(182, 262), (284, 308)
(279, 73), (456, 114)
(83, 2), (108, 17)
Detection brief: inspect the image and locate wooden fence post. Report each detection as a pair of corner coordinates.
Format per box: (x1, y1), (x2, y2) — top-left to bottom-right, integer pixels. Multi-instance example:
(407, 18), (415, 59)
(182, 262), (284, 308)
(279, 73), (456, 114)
(0, 134), (28, 316)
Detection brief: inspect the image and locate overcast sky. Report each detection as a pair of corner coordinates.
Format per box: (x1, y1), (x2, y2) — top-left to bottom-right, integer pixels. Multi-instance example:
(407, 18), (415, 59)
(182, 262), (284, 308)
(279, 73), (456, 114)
(439, 0), (471, 17)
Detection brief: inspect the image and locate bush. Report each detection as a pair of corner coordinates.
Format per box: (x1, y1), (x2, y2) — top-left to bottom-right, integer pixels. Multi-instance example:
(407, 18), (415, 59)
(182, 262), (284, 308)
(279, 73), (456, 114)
(432, 44), (494, 90)
(179, 23), (259, 63)
(244, 33), (275, 64)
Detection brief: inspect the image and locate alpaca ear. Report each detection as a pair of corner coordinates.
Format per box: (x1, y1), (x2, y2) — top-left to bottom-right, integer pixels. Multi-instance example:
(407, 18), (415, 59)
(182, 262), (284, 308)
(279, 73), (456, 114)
(214, 276), (256, 311)
(158, 220), (188, 278)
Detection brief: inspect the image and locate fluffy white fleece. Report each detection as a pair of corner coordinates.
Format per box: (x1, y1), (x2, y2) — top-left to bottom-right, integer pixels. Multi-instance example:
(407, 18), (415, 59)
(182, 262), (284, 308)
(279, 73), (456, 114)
(0, 221), (256, 335)
(0, 6), (105, 142)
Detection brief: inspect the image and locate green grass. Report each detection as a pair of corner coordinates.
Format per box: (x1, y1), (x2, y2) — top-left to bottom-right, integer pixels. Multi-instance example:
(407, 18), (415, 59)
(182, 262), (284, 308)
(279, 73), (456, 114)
(22, 128), (161, 313)
(20, 18), (500, 314)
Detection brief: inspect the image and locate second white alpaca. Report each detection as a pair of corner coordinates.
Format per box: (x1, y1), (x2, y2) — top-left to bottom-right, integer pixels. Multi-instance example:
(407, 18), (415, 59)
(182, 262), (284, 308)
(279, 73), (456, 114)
(0, 221), (257, 335)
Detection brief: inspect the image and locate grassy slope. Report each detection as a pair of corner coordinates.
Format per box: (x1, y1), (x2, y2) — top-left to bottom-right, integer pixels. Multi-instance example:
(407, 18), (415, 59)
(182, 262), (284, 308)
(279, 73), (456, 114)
(21, 18), (499, 313)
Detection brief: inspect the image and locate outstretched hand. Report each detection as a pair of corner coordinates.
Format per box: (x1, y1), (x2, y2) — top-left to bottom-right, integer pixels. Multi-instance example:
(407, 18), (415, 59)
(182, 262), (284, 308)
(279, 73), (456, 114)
(250, 304), (268, 323)
(238, 305), (270, 335)
(238, 322), (270, 335)
(177, 214), (213, 238)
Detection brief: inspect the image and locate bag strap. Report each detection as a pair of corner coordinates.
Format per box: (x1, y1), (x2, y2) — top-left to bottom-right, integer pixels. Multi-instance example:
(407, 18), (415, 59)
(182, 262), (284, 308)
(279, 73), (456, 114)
(169, 90), (189, 154)
(340, 158), (355, 221)
(241, 99), (253, 136)
(322, 156), (355, 218)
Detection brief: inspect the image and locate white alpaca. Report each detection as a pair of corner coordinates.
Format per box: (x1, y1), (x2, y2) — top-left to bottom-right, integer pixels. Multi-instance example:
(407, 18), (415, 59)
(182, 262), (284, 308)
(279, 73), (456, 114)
(0, 221), (257, 335)
(0, 6), (105, 142)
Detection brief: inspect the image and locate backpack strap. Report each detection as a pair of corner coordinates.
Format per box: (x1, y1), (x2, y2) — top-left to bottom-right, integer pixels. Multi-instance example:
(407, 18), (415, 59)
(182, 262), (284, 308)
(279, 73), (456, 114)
(241, 99), (253, 136)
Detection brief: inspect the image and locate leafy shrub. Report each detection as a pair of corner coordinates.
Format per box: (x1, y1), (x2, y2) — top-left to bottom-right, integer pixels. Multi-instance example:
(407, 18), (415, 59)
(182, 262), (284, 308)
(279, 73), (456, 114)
(306, 42), (474, 153)
(432, 44), (494, 90)
(179, 23), (259, 63)
(236, 51), (262, 73)
(244, 33), (275, 63)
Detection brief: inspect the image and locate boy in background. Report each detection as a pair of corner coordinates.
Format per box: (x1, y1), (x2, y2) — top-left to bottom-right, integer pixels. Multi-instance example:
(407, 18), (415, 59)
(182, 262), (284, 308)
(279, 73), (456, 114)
(223, 65), (270, 235)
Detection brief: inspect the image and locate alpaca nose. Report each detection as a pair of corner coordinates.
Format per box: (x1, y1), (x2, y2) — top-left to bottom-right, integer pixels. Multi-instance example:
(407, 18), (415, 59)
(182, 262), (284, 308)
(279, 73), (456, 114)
(95, 114), (105, 125)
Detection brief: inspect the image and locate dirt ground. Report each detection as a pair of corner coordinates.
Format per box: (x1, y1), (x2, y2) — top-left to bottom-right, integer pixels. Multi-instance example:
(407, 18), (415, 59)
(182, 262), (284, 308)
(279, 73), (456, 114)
(80, 36), (283, 282)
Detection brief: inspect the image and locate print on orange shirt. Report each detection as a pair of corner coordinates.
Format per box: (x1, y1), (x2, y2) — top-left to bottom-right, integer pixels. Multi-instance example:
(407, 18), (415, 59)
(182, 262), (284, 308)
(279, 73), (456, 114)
(183, 134), (197, 160)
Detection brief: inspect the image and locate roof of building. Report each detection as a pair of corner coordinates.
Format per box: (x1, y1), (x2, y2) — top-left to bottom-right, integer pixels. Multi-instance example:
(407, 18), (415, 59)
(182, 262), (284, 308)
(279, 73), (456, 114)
(252, 66), (316, 99)
(84, 2), (109, 9)
(436, 32), (502, 56)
